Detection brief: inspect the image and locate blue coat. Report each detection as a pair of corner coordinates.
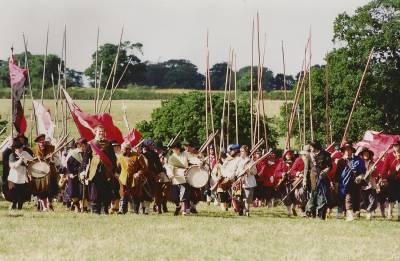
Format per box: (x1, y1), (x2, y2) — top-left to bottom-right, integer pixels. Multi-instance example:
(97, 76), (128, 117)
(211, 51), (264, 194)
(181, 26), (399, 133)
(337, 155), (366, 199)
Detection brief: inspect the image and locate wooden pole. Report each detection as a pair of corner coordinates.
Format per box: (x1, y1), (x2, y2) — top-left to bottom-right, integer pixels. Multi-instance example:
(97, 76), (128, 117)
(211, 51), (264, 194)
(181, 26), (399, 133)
(108, 26), (124, 113)
(22, 33), (38, 136)
(226, 50), (233, 146)
(94, 27), (100, 113)
(324, 54), (333, 145)
(205, 30), (209, 140)
(207, 51), (217, 153)
(63, 25), (68, 136)
(341, 47), (375, 145)
(260, 33), (268, 149)
(281, 41), (289, 149)
(10, 47), (15, 139)
(255, 13), (261, 145)
(250, 19), (254, 147)
(41, 26), (49, 105)
(98, 27), (124, 113)
(308, 28), (314, 142)
(219, 48), (231, 152)
(234, 53), (239, 144)
(51, 74), (59, 138)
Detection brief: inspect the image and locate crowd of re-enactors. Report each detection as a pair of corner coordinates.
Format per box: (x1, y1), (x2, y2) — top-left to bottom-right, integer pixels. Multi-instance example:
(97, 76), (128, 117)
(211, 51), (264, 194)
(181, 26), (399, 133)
(2, 124), (400, 222)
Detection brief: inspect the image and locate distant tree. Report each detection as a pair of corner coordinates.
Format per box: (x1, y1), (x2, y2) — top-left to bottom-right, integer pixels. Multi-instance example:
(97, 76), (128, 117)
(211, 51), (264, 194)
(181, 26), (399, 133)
(209, 62), (228, 90)
(272, 73), (295, 90)
(85, 41), (146, 88)
(236, 66), (274, 91)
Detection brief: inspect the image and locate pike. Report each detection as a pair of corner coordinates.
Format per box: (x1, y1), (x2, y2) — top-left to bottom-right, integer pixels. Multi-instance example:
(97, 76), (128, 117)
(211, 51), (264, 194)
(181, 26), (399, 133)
(219, 47), (232, 152)
(94, 27), (100, 113)
(281, 41), (289, 149)
(250, 19), (255, 147)
(249, 138), (265, 157)
(341, 47), (375, 145)
(308, 28), (314, 142)
(40, 26), (49, 105)
(199, 130), (219, 154)
(166, 130), (182, 150)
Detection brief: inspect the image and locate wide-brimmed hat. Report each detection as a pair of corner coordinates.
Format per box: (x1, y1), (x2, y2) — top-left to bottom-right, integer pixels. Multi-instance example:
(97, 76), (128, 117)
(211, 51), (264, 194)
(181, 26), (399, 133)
(393, 140), (400, 147)
(356, 146), (374, 158)
(34, 134), (46, 143)
(75, 138), (87, 145)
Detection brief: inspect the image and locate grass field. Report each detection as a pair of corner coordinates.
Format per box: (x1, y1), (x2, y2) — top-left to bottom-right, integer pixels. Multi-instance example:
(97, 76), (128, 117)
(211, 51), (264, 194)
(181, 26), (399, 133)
(0, 99), (284, 144)
(1, 200), (399, 260)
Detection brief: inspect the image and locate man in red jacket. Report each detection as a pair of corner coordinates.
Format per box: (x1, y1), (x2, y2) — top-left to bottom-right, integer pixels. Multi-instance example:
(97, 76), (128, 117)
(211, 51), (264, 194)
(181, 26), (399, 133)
(254, 150), (277, 208)
(381, 140), (400, 220)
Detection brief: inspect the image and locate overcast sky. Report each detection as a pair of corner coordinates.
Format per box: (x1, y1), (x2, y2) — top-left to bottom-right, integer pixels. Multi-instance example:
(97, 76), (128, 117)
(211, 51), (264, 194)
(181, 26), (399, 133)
(1, 0), (369, 75)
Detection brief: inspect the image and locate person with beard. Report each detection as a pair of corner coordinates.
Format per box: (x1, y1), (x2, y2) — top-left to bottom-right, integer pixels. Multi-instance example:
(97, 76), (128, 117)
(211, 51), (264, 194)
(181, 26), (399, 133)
(80, 125), (117, 214)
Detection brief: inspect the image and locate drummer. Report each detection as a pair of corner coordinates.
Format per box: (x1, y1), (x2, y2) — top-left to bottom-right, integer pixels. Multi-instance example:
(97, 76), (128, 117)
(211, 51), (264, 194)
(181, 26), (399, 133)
(6, 140), (34, 210)
(33, 134), (59, 211)
(182, 140), (203, 214)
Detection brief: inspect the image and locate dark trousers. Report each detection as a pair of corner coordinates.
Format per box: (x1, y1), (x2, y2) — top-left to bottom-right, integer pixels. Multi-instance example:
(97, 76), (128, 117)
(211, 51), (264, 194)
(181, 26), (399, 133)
(361, 188), (378, 212)
(345, 183), (361, 212)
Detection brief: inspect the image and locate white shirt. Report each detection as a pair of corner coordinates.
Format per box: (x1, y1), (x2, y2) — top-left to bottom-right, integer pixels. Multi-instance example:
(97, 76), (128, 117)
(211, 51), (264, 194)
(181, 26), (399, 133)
(8, 151), (34, 184)
(165, 151), (190, 185)
(221, 156), (240, 179)
(237, 156), (257, 188)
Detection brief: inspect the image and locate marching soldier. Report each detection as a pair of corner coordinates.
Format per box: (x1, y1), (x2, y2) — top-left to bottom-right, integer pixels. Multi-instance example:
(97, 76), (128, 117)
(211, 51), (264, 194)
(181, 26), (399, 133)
(80, 125), (117, 214)
(382, 140), (400, 220)
(305, 141), (332, 220)
(336, 142), (366, 221)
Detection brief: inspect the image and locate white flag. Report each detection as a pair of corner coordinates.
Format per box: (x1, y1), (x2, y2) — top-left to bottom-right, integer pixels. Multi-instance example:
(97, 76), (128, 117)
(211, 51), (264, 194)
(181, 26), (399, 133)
(33, 101), (55, 142)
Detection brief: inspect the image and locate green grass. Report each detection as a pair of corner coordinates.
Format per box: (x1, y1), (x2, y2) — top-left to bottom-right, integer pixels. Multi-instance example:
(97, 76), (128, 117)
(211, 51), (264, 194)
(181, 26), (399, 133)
(0, 200), (399, 260)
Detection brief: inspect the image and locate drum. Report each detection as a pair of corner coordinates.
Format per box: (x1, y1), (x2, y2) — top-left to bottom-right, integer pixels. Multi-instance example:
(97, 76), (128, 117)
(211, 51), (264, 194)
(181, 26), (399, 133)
(185, 165), (209, 188)
(28, 160), (51, 195)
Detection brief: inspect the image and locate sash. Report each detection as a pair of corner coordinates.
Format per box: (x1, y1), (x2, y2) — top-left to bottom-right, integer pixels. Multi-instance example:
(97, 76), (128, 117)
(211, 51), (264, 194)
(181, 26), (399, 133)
(88, 141), (114, 180)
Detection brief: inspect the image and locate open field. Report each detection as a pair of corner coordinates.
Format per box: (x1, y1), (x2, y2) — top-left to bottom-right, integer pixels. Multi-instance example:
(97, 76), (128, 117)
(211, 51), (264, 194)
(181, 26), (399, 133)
(0, 200), (399, 261)
(0, 99), (285, 143)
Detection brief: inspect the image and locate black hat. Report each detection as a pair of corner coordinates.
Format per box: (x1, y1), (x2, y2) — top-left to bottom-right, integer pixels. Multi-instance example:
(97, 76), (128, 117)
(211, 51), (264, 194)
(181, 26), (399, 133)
(393, 140), (400, 147)
(76, 138), (87, 145)
(34, 134), (46, 143)
(111, 140), (120, 147)
(171, 141), (182, 149)
(309, 141), (322, 151)
(340, 141), (356, 152)
(12, 141), (24, 150)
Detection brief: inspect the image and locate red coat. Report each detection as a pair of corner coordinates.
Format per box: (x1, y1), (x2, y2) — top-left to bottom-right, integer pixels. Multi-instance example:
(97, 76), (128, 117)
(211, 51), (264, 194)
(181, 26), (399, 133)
(256, 159), (277, 187)
(274, 158), (294, 186)
(381, 152), (396, 178)
(387, 157), (400, 179)
(328, 151), (343, 181)
(290, 157), (304, 177)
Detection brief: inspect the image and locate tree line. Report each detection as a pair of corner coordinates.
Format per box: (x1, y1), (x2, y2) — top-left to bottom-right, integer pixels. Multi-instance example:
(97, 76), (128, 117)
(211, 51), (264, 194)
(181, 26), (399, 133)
(0, 40), (295, 91)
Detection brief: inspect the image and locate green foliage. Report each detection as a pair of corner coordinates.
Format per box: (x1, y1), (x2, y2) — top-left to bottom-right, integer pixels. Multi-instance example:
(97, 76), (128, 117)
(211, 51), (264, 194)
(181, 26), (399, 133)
(85, 41), (146, 87)
(145, 59), (204, 89)
(0, 53), (82, 89)
(279, 0), (400, 146)
(136, 92), (277, 148)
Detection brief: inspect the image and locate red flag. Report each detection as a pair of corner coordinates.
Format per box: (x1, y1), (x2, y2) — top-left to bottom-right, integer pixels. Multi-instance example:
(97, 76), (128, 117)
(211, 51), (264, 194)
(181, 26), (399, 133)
(356, 130), (400, 161)
(63, 89), (124, 144)
(9, 56), (27, 134)
(124, 128), (142, 147)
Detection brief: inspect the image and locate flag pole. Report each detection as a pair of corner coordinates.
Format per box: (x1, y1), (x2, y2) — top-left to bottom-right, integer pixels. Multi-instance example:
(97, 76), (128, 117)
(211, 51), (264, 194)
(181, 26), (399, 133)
(94, 27), (100, 114)
(10, 46), (14, 139)
(22, 33), (38, 136)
